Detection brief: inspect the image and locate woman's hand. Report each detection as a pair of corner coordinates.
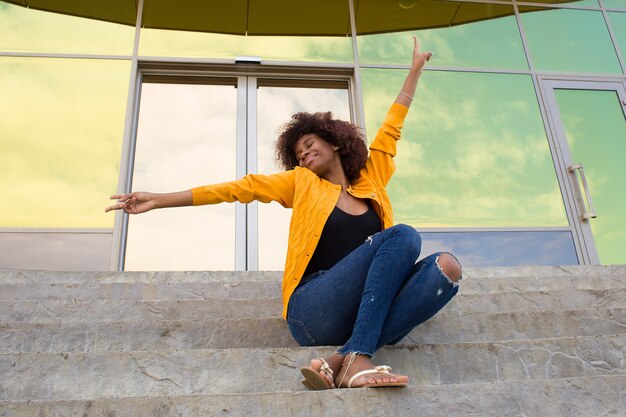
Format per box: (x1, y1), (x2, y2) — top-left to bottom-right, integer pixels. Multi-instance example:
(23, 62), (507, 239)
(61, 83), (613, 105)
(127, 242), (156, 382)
(396, 36), (431, 107)
(410, 35), (432, 74)
(105, 192), (156, 214)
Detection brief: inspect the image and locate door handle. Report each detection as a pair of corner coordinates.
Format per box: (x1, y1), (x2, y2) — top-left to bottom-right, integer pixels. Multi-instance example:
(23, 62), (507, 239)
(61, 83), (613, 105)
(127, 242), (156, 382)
(568, 163), (597, 221)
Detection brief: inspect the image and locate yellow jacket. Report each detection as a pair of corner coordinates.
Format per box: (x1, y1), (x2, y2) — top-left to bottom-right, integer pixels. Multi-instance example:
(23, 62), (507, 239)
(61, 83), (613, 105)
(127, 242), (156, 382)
(192, 103), (408, 318)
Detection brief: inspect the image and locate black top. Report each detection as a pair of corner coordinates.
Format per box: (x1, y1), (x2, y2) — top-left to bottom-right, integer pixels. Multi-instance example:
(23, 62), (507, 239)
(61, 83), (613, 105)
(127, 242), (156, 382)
(302, 201), (382, 278)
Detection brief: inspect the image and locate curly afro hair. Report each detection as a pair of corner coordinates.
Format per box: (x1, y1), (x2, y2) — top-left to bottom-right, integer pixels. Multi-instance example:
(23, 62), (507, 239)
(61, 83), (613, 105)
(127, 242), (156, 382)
(275, 112), (368, 183)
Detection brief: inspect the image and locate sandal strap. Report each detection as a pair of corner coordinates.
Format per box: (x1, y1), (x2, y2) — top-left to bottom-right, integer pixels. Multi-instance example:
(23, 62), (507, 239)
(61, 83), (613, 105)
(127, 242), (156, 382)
(347, 365), (393, 388)
(318, 358), (333, 377)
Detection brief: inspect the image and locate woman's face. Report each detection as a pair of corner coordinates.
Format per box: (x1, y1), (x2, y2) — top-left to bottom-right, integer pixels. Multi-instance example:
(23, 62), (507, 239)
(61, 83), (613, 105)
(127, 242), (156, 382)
(294, 133), (340, 176)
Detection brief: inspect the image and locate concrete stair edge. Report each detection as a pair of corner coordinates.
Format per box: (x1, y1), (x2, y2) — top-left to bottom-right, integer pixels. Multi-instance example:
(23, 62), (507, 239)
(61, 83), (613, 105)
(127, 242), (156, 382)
(1, 264), (625, 284)
(1, 334), (624, 401)
(1, 375), (624, 417)
(1, 306), (625, 352)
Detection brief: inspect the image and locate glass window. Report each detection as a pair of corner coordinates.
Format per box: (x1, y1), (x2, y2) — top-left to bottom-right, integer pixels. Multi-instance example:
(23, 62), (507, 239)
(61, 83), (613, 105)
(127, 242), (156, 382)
(125, 82), (238, 271)
(0, 1), (135, 55)
(419, 231), (578, 267)
(256, 81), (351, 271)
(361, 69), (567, 228)
(555, 89), (626, 265)
(0, 231), (112, 271)
(357, 3), (527, 70)
(139, 31), (353, 63)
(139, 0), (352, 62)
(608, 12), (626, 59)
(520, 7), (622, 73)
(0, 57), (131, 228)
(604, 0), (626, 9)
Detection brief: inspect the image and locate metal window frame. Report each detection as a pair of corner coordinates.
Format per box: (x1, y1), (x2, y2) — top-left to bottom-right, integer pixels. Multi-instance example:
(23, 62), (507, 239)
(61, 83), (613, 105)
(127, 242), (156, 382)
(112, 61), (356, 271)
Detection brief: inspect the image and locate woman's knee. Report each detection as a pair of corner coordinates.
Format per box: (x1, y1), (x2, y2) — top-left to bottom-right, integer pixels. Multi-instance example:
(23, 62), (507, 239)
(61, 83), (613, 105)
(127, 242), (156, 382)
(390, 224), (422, 253)
(436, 252), (462, 283)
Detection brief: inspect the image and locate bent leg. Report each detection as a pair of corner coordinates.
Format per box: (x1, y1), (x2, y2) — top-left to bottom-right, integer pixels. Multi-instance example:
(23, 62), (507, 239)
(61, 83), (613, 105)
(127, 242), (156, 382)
(287, 224), (422, 348)
(375, 252), (461, 350)
(336, 224), (422, 356)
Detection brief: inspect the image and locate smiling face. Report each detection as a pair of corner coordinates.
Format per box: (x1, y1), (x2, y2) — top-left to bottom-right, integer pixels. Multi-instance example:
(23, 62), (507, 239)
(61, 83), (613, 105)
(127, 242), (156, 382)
(293, 133), (341, 178)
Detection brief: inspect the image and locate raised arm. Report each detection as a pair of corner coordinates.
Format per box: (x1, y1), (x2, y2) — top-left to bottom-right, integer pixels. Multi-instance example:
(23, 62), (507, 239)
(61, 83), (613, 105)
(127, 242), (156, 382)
(363, 37), (432, 187)
(395, 36), (432, 108)
(105, 190), (192, 214)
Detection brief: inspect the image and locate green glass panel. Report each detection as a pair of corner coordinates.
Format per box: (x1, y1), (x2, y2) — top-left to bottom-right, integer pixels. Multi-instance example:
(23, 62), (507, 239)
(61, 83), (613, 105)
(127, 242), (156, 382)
(361, 69), (567, 227)
(0, 57), (131, 228)
(608, 12), (626, 60)
(139, 30), (353, 62)
(555, 89), (626, 264)
(520, 8), (621, 73)
(0, 1), (135, 55)
(358, 5), (527, 70)
(524, 0), (598, 5)
(604, 0), (626, 9)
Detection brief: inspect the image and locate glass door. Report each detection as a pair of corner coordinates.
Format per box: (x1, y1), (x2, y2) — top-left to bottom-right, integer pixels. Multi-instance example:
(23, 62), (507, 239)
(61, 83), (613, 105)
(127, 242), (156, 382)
(543, 80), (626, 265)
(125, 78), (239, 271)
(255, 79), (351, 270)
(122, 72), (352, 271)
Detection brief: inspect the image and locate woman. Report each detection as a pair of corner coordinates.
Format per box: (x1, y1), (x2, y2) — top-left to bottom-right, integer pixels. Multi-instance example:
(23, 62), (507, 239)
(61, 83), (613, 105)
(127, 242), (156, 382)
(106, 37), (461, 390)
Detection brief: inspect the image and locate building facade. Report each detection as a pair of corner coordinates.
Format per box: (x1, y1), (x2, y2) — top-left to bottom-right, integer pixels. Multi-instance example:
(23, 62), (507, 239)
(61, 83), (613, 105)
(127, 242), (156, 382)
(1, 0), (625, 271)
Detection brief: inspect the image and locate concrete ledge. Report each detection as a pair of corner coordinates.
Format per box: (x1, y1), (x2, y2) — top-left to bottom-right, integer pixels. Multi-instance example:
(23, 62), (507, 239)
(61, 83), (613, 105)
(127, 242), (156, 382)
(1, 308), (625, 353)
(1, 265), (624, 285)
(2, 287), (624, 323)
(1, 271), (625, 301)
(1, 375), (624, 417)
(1, 335), (624, 401)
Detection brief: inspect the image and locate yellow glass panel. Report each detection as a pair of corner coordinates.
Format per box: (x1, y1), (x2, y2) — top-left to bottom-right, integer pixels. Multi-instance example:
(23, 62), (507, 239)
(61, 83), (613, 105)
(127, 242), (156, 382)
(139, 30), (353, 62)
(358, 4), (527, 70)
(520, 8), (621, 73)
(555, 89), (626, 264)
(0, 57), (131, 228)
(0, 1), (135, 55)
(362, 69), (567, 227)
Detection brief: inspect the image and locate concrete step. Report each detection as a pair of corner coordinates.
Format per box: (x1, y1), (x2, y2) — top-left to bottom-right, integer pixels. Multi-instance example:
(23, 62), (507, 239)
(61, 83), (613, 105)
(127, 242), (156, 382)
(2, 375), (624, 417)
(2, 307), (625, 353)
(1, 334), (624, 401)
(1, 265), (625, 292)
(1, 286), (624, 323)
(2, 270), (625, 301)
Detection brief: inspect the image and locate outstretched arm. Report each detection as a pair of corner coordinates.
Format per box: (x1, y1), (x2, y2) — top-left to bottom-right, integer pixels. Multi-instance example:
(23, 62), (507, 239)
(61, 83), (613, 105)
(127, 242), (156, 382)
(105, 190), (193, 214)
(395, 36), (432, 107)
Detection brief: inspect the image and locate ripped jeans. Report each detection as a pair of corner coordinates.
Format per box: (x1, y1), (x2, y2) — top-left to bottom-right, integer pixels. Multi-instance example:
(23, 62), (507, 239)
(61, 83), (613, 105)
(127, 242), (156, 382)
(286, 224), (460, 357)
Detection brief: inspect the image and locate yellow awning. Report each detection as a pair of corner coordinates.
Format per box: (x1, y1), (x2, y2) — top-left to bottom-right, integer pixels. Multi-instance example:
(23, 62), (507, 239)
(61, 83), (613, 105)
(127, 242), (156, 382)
(4, 0), (583, 36)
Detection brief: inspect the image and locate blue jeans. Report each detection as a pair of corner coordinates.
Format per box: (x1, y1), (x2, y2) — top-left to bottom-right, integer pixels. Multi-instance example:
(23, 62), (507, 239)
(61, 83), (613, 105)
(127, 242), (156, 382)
(286, 224), (460, 356)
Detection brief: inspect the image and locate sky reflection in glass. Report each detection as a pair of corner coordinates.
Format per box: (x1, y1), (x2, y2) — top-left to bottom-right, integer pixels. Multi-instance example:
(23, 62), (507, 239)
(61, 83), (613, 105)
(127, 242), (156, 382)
(358, 7), (527, 70)
(419, 231), (578, 267)
(0, 1), (134, 55)
(362, 69), (567, 228)
(520, 8), (621, 73)
(0, 58), (130, 228)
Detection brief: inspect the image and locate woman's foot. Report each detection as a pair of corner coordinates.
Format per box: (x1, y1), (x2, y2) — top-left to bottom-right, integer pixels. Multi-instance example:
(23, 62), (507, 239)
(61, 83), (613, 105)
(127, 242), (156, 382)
(301, 353), (344, 389)
(335, 353), (409, 388)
